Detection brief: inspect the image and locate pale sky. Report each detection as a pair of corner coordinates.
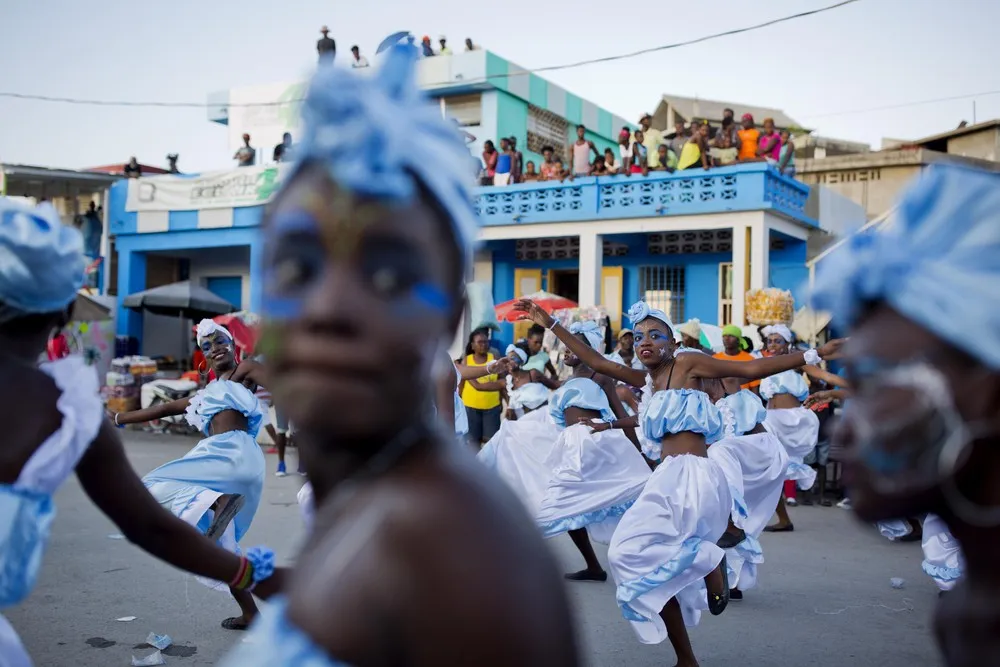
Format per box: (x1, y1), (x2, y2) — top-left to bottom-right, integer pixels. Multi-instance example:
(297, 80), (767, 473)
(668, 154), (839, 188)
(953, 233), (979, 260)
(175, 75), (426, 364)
(1, 0), (997, 173)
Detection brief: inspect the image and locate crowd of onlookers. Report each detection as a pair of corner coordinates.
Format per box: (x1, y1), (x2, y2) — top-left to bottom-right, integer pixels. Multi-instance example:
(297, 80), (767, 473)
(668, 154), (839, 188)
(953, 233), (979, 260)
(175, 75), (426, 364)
(478, 109), (797, 187)
(316, 25), (479, 67)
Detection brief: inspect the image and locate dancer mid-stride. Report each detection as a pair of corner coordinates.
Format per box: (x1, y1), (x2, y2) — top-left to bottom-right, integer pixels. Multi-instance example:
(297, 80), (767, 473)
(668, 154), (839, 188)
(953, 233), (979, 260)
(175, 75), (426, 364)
(758, 324), (819, 533)
(516, 297), (841, 667)
(112, 319), (269, 630)
(705, 377), (789, 600)
(533, 322), (651, 582)
(219, 43), (577, 666)
(0, 200), (280, 666)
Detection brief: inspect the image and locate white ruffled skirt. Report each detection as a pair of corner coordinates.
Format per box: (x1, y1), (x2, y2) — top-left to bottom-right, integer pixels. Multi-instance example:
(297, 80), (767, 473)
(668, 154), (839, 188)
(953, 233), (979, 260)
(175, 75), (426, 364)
(608, 454), (732, 642)
(921, 514), (963, 591)
(0, 614), (31, 667)
(478, 409), (561, 516)
(763, 408), (819, 490)
(708, 431), (789, 590)
(535, 424), (650, 544)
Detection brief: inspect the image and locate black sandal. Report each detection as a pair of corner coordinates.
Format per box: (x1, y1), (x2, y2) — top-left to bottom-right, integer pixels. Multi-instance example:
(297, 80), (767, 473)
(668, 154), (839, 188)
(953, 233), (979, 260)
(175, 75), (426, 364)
(764, 523), (794, 533)
(221, 616), (250, 631)
(207, 494), (245, 541)
(708, 555), (730, 616)
(717, 528), (747, 549)
(564, 569), (608, 582)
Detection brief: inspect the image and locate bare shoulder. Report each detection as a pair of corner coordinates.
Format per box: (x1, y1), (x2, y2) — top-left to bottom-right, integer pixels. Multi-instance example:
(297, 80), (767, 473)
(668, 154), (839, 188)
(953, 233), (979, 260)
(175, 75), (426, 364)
(383, 450), (579, 664)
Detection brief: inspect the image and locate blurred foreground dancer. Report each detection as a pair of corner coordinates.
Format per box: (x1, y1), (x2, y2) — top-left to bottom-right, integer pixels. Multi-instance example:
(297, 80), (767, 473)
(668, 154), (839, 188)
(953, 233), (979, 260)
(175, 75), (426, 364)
(220, 44), (578, 666)
(812, 164), (1000, 667)
(0, 201), (279, 666)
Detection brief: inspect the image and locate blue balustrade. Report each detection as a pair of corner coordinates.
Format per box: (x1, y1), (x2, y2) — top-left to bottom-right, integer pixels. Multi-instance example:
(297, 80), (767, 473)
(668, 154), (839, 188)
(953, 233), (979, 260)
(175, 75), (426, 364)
(473, 162), (814, 228)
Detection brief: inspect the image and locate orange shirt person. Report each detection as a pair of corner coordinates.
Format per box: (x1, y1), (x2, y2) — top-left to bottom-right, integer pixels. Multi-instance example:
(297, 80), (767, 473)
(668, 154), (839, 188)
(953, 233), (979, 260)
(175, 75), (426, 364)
(737, 113), (760, 161)
(712, 324), (760, 389)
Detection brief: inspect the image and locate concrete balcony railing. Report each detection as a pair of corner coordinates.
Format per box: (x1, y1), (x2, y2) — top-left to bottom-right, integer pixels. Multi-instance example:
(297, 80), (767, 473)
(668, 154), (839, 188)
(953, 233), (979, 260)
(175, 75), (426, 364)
(473, 162), (814, 227)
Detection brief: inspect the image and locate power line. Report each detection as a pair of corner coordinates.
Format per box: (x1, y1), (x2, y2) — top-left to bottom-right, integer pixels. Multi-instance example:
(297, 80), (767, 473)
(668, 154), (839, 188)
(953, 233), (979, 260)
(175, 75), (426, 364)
(0, 0), (862, 110)
(799, 89), (1000, 120)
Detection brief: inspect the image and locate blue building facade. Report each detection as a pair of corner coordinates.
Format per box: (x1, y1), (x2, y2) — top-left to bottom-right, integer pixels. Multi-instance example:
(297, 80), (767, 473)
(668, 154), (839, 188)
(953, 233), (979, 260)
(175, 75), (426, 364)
(108, 162), (814, 350)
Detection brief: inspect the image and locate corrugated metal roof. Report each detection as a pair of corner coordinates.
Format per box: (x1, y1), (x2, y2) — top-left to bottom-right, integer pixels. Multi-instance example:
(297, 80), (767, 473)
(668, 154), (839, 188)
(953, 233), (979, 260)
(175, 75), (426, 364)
(654, 94), (801, 129)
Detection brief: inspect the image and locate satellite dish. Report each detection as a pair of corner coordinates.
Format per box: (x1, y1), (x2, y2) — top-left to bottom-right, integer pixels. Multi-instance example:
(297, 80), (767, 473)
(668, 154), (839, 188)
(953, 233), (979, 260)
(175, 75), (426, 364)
(376, 31), (412, 54)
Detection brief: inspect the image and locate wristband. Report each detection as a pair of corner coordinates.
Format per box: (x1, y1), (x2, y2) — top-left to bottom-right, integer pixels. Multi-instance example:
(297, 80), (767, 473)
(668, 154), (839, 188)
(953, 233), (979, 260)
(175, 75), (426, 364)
(803, 349), (821, 366)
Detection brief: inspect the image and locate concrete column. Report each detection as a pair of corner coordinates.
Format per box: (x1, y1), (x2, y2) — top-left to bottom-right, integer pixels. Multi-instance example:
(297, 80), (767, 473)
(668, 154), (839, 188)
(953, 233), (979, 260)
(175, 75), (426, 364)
(749, 215), (769, 290)
(116, 249), (147, 345)
(578, 231), (603, 308)
(731, 223), (749, 325)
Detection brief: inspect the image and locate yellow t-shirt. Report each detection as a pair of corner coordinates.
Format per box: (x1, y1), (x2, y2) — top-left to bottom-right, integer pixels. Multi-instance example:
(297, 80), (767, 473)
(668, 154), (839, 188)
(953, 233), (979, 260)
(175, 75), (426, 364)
(643, 128), (665, 168)
(460, 353), (500, 410)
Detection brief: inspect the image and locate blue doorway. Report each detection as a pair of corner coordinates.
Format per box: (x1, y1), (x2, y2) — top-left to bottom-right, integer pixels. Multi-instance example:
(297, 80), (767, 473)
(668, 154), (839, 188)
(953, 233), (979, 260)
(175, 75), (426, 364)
(205, 276), (243, 311)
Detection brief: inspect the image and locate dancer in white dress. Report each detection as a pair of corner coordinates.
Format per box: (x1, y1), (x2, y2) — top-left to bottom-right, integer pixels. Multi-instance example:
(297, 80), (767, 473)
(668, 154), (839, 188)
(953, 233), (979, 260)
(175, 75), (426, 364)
(707, 378), (789, 598)
(758, 324), (819, 533)
(477, 343), (561, 516)
(534, 322), (652, 582)
(0, 199), (280, 666)
(515, 297), (841, 666)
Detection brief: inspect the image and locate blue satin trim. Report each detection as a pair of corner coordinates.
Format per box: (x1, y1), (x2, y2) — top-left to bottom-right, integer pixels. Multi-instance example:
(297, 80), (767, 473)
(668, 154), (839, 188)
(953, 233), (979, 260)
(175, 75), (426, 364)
(729, 486), (749, 523)
(549, 378), (615, 429)
(786, 461), (814, 479)
(641, 389), (724, 444)
(0, 486), (55, 608)
(538, 498), (638, 538)
(717, 390), (766, 435)
(186, 380), (267, 437)
(922, 561), (962, 582)
(217, 596), (350, 666)
(759, 370), (809, 402)
(616, 536), (701, 622)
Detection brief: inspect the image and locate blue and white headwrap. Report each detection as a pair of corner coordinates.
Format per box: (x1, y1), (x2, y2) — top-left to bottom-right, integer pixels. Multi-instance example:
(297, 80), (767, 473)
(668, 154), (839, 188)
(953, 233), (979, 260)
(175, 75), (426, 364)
(196, 318), (234, 348)
(627, 301), (674, 332)
(289, 43), (478, 275)
(505, 343), (528, 365)
(0, 199), (84, 322)
(812, 164), (1000, 369)
(569, 321), (604, 351)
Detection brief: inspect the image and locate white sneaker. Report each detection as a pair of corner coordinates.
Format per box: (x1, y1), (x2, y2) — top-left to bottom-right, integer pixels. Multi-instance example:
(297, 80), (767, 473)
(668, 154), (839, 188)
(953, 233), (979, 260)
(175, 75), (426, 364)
(837, 497), (852, 510)
(786, 498), (798, 507)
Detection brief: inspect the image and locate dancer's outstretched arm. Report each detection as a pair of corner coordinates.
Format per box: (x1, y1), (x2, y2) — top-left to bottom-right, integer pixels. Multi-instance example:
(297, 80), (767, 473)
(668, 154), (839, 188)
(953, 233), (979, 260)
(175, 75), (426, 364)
(514, 300), (646, 388)
(683, 338), (844, 381)
(112, 398), (190, 425)
(76, 420), (284, 598)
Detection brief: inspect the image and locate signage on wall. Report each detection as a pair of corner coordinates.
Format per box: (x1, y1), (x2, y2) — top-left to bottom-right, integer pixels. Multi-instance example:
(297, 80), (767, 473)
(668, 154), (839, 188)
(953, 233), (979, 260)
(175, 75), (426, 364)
(809, 168), (882, 184)
(125, 164), (291, 212)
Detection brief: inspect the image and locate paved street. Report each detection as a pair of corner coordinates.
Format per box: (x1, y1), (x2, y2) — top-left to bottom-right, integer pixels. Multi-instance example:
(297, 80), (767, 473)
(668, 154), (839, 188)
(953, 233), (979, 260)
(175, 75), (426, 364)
(10, 431), (943, 667)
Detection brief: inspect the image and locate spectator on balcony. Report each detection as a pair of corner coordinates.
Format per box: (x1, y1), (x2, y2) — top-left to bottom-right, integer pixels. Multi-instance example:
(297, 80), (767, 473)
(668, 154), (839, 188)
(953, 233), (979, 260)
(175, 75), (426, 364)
(618, 129), (633, 174)
(652, 144), (675, 172)
(678, 121), (712, 171)
(568, 124), (599, 178)
(420, 35), (435, 57)
(540, 145), (561, 181)
(494, 137), (513, 186)
(523, 161), (540, 182)
(711, 129), (739, 166)
(716, 108), (741, 151)
(738, 113), (761, 161)
(591, 154), (609, 176)
(758, 117), (782, 162)
(166, 153), (180, 174)
(482, 140), (498, 184)
(604, 147), (621, 175)
(638, 113), (664, 171)
(234, 133), (256, 167)
(317, 26), (336, 63)
(628, 130), (649, 176)
(123, 157), (141, 179)
(350, 45), (370, 68)
(465, 38), (480, 51)
(272, 132), (293, 163)
(669, 121), (688, 160)
(778, 129), (796, 177)
(553, 158), (568, 182)
(509, 137), (524, 184)
(438, 37), (452, 55)
(81, 201), (102, 259)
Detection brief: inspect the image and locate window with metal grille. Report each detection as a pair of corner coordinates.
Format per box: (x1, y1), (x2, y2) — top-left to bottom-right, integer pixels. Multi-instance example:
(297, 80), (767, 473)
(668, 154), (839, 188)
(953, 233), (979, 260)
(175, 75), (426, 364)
(527, 105), (569, 162)
(638, 265), (685, 323)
